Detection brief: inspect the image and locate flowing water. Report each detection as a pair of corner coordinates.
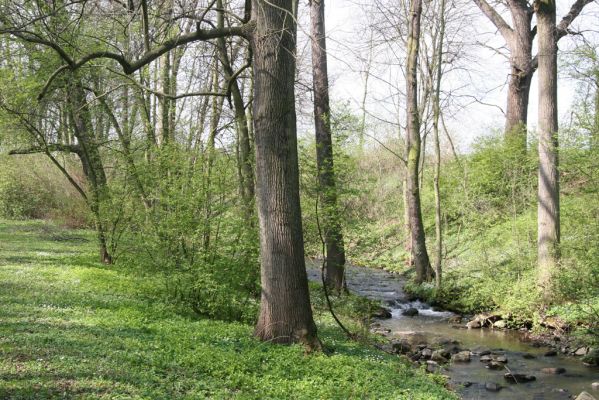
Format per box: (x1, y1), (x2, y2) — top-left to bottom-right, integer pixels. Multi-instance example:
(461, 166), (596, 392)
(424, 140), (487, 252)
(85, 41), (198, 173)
(306, 263), (599, 399)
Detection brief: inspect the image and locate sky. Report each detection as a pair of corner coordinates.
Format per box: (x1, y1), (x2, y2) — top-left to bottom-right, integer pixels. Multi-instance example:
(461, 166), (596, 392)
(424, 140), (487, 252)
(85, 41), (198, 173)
(298, 0), (599, 152)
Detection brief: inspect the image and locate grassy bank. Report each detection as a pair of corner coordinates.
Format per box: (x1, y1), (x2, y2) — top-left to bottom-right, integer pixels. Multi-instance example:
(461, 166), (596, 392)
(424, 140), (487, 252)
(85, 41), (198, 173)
(0, 219), (454, 399)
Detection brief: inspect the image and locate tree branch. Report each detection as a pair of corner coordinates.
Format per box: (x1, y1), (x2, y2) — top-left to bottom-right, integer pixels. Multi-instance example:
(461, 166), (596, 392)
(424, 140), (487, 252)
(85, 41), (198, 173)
(9, 143), (80, 155)
(556, 0), (594, 40)
(472, 0), (514, 41)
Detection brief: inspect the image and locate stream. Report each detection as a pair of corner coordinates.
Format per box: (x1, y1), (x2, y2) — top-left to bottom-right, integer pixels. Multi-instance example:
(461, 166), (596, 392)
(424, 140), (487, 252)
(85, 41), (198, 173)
(306, 263), (599, 399)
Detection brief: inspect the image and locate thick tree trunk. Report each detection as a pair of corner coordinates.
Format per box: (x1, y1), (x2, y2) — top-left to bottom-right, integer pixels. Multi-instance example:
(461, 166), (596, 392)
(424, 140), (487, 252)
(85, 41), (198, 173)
(406, 0), (431, 284)
(536, 0), (560, 299)
(309, 0), (346, 293)
(504, 2), (534, 150)
(251, 0), (319, 348)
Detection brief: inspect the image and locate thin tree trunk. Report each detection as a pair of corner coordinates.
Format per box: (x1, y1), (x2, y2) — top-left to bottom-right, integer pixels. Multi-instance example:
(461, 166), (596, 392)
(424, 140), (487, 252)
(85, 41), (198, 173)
(360, 31), (374, 150)
(406, 0), (431, 284)
(536, 0), (560, 299)
(67, 76), (112, 264)
(158, 52), (172, 146)
(216, 1), (255, 221)
(593, 83), (599, 149)
(310, 0), (346, 293)
(432, 0), (446, 289)
(251, 0), (319, 348)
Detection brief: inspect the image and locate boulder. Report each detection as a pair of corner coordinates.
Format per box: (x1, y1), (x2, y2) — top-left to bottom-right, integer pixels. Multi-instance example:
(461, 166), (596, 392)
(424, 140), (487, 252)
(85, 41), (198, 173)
(504, 373), (536, 383)
(485, 382), (502, 392)
(451, 351), (471, 363)
(421, 348), (433, 359)
(582, 349), (599, 366)
(431, 350), (449, 363)
(486, 361), (504, 370)
(575, 347), (590, 356)
(479, 350), (491, 356)
(494, 355), (508, 363)
(544, 350), (558, 357)
(522, 353), (536, 359)
(541, 367), (566, 374)
(371, 307), (392, 319)
(493, 320), (507, 329)
(447, 315), (462, 324)
(575, 392), (598, 400)
(402, 307), (419, 317)
(426, 360), (441, 373)
(480, 355), (493, 363)
(466, 320), (481, 329)
(592, 382), (599, 391)
(391, 340), (412, 355)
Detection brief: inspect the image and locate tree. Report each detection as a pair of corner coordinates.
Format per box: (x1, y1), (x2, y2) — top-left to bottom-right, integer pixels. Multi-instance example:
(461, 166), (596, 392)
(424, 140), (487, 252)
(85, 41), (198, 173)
(251, 0), (319, 347)
(309, 0), (347, 292)
(536, 0), (560, 299)
(472, 0), (595, 151)
(1, 0), (319, 347)
(406, 0), (432, 284)
(432, 0), (447, 289)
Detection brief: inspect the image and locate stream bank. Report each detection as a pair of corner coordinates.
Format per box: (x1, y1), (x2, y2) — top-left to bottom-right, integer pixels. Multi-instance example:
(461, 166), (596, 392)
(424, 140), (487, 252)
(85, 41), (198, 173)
(307, 262), (599, 399)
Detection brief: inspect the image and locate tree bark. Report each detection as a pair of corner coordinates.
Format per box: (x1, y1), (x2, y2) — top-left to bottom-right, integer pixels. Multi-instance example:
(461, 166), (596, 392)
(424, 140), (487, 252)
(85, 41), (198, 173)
(251, 0), (319, 348)
(309, 0), (346, 293)
(536, 0), (560, 299)
(406, 0), (432, 284)
(504, 1), (534, 149)
(473, 0), (593, 152)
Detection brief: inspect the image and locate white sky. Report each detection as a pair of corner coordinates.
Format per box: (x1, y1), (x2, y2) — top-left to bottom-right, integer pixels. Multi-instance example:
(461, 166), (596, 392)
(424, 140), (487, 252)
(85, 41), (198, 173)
(298, 0), (599, 152)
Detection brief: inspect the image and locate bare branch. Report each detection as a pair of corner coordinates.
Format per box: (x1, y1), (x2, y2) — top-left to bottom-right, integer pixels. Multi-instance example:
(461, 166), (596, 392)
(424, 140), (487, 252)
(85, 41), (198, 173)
(472, 0), (514, 41)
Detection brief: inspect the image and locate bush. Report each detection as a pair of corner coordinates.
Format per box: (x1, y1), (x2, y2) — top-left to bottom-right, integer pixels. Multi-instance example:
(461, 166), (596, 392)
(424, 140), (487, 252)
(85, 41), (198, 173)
(0, 155), (88, 225)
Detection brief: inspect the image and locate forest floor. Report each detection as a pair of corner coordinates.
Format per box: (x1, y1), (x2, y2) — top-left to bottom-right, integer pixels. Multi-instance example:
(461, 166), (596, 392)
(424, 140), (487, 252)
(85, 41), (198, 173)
(0, 219), (455, 400)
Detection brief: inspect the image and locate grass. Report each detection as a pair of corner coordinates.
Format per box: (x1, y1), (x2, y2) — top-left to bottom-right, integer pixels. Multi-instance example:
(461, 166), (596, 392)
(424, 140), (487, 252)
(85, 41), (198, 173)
(0, 219), (455, 399)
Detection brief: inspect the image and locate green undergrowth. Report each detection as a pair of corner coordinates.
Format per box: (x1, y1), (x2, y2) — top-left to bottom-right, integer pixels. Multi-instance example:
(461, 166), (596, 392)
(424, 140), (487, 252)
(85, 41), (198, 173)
(0, 219), (455, 399)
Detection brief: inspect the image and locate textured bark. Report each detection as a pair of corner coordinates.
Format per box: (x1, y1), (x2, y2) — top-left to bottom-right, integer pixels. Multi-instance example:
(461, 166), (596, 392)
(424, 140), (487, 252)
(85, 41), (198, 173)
(504, 1), (534, 148)
(536, 0), (560, 299)
(406, 0), (432, 284)
(309, 0), (346, 292)
(251, 0), (319, 347)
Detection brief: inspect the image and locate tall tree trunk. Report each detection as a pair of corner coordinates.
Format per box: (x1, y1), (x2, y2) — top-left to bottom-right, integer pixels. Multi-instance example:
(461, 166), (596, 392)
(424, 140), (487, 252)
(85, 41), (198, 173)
(216, 1), (255, 221)
(432, 0), (446, 289)
(406, 0), (431, 284)
(593, 82), (599, 149)
(536, 0), (560, 299)
(504, 2), (534, 150)
(67, 76), (112, 264)
(251, 0), (319, 348)
(309, 0), (346, 293)
(158, 52), (172, 146)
